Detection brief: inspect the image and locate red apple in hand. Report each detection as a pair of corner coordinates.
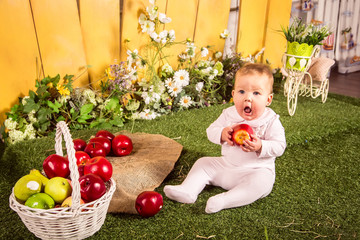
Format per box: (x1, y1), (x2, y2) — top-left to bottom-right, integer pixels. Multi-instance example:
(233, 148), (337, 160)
(84, 142), (107, 158)
(73, 138), (87, 151)
(89, 137), (112, 156)
(95, 130), (115, 143)
(135, 191), (163, 218)
(112, 135), (133, 156)
(43, 154), (70, 178)
(232, 124), (254, 145)
(79, 173), (106, 202)
(84, 156), (113, 182)
(65, 151), (91, 166)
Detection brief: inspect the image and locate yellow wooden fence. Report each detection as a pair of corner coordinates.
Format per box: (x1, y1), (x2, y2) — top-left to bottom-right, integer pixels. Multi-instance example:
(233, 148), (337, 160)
(0, 0), (291, 124)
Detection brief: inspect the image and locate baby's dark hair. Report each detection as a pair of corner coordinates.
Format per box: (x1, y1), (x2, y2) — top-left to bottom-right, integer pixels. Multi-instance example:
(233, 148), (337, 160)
(235, 63), (274, 93)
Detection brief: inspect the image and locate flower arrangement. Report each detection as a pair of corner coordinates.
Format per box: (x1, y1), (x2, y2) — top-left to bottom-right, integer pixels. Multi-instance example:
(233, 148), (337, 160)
(100, 0), (229, 120)
(281, 17), (331, 46)
(1, 0), (271, 144)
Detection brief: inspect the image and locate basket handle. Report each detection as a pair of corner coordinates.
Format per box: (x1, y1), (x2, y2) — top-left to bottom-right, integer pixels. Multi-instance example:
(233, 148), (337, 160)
(55, 121), (81, 214)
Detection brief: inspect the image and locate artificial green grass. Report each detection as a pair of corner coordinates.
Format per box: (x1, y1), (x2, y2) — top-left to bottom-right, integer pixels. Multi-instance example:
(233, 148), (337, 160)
(1, 91), (359, 239)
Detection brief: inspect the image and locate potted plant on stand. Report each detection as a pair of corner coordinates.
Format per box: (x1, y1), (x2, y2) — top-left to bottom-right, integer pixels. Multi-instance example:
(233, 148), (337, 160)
(281, 17), (331, 71)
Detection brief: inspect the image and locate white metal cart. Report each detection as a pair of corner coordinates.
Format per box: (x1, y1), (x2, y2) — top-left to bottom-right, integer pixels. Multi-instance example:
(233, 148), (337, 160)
(282, 45), (330, 116)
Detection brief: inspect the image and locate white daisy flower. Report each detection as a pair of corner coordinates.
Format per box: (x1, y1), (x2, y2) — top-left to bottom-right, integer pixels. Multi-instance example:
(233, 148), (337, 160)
(159, 13), (171, 24)
(140, 109), (159, 120)
(173, 69), (190, 87)
(165, 78), (175, 88)
(179, 95), (193, 108)
(201, 47), (209, 57)
(168, 85), (182, 97)
(196, 82), (204, 92)
(178, 53), (188, 60)
(141, 20), (155, 34)
(220, 29), (230, 39)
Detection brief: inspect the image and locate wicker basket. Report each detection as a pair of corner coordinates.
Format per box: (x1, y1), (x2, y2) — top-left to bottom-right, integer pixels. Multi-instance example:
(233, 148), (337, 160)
(9, 121), (116, 240)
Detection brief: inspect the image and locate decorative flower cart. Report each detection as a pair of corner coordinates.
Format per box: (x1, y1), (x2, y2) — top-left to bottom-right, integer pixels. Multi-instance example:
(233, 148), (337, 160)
(282, 44), (331, 116)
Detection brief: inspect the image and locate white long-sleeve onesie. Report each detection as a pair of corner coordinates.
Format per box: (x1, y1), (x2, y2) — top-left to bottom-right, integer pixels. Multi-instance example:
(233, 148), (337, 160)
(164, 106), (286, 213)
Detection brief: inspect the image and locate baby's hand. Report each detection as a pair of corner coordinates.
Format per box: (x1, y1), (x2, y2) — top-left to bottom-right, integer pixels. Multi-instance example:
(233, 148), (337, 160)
(241, 134), (262, 153)
(221, 126), (234, 146)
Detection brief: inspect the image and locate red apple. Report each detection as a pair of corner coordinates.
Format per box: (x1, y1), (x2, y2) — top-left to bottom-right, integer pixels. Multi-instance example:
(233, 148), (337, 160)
(43, 154), (70, 179)
(84, 156), (113, 182)
(84, 142), (107, 158)
(78, 164), (85, 177)
(95, 130), (115, 143)
(231, 124), (254, 145)
(89, 137), (112, 156)
(65, 151), (91, 166)
(135, 191), (163, 218)
(79, 173), (106, 202)
(112, 135), (133, 156)
(73, 138), (87, 151)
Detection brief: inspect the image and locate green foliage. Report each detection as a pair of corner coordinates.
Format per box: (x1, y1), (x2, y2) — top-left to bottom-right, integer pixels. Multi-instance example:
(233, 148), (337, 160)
(281, 17), (331, 46)
(0, 93), (359, 239)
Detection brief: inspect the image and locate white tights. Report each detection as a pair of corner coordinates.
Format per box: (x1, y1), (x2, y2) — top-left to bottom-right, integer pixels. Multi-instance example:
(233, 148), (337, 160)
(164, 157), (275, 213)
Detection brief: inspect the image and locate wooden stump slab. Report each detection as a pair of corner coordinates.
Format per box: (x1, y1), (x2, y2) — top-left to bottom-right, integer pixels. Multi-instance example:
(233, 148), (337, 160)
(106, 131), (183, 214)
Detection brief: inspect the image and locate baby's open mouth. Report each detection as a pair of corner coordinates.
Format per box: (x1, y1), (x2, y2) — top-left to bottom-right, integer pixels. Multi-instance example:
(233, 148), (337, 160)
(244, 106), (252, 114)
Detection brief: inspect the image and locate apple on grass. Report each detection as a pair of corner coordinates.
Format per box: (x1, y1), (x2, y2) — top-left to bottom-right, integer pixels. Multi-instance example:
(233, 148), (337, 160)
(135, 191), (163, 218)
(73, 138), (87, 151)
(95, 130), (115, 143)
(44, 177), (72, 204)
(112, 135), (133, 157)
(89, 137), (112, 155)
(14, 174), (42, 202)
(84, 156), (113, 182)
(231, 124), (254, 146)
(25, 193), (55, 209)
(79, 173), (106, 202)
(43, 154), (70, 179)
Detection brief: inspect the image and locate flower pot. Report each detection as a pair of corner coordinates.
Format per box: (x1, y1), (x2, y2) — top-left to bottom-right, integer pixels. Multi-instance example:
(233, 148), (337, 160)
(286, 41), (314, 71)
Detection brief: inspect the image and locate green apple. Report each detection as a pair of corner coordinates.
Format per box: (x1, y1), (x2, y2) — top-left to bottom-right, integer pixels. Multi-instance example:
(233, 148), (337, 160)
(13, 174), (42, 202)
(44, 177), (72, 204)
(25, 193), (55, 209)
(29, 169), (49, 189)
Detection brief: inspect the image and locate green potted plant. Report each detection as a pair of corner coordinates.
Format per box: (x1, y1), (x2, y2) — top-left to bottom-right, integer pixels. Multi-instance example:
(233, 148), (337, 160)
(281, 17), (331, 71)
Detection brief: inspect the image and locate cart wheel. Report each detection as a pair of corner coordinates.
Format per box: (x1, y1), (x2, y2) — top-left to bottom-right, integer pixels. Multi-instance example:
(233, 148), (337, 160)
(287, 79), (299, 116)
(321, 78), (329, 103)
(283, 78), (289, 96)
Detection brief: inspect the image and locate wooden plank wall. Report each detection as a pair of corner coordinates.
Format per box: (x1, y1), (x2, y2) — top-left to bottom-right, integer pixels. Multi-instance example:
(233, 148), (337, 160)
(0, 0), (291, 124)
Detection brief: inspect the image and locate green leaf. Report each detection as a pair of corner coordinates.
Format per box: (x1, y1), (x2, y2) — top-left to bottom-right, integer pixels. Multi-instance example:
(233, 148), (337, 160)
(110, 118), (124, 127)
(23, 98), (40, 114)
(47, 100), (62, 113)
(80, 104), (94, 115)
(37, 107), (52, 124)
(105, 98), (119, 111)
(56, 116), (65, 122)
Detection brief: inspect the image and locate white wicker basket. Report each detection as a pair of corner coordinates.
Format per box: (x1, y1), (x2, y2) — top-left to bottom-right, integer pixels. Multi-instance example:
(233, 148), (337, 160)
(9, 121), (116, 240)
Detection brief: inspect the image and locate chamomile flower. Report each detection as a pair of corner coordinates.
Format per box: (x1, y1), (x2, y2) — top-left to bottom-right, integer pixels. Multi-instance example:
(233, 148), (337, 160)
(165, 78), (175, 88)
(173, 69), (189, 87)
(168, 85), (182, 97)
(179, 95), (193, 108)
(139, 109), (159, 120)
